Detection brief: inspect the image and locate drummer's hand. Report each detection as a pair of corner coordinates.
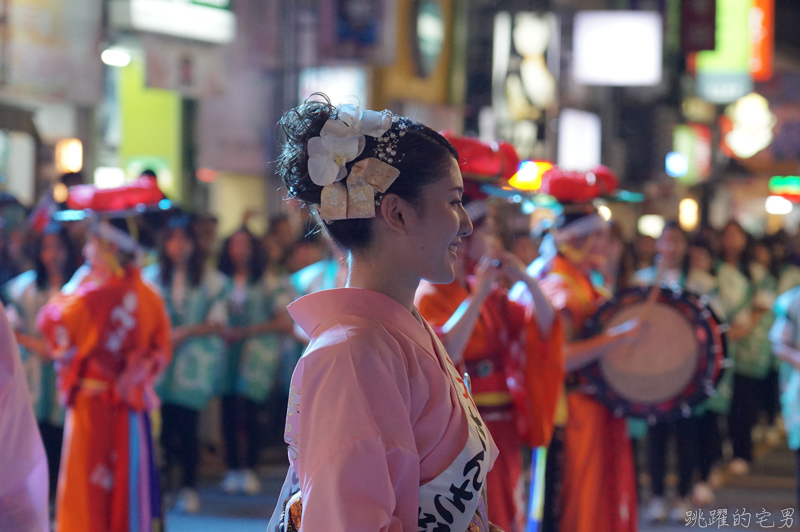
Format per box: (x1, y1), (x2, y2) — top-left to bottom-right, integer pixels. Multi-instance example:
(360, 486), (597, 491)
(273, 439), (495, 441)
(607, 318), (642, 344)
(474, 255), (501, 298)
(499, 250), (530, 284)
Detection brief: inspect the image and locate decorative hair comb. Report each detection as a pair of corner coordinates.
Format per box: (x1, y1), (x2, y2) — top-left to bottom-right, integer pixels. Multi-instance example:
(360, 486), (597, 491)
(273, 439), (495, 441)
(306, 104), (406, 221)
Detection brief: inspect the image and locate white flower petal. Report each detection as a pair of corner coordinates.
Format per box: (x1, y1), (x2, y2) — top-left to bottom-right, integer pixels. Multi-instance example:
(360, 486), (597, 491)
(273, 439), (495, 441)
(335, 166), (348, 182)
(320, 119), (352, 138)
(360, 110), (392, 137)
(308, 137), (330, 157)
(338, 104), (361, 126)
(322, 134), (362, 161)
(308, 155), (341, 186)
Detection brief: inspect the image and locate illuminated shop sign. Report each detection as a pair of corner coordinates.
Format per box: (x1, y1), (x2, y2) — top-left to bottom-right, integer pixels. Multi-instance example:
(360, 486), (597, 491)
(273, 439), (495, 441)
(693, 0), (774, 103)
(573, 11), (663, 86)
(110, 0), (236, 44)
(769, 176), (800, 203)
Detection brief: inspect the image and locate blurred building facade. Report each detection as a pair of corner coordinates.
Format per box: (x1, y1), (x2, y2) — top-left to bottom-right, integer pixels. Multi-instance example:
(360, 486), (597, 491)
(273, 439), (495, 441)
(0, 0), (799, 238)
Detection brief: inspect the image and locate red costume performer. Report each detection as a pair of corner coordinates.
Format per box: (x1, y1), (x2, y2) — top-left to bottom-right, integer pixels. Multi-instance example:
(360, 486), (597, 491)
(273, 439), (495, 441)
(416, 136), (564, 532)
(36, 192), (172, 532)
(534, 166), (638, 532)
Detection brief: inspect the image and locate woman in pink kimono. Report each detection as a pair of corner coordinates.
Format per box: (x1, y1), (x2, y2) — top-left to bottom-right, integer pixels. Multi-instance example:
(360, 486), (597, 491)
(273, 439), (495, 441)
(267, 96), (500, 532)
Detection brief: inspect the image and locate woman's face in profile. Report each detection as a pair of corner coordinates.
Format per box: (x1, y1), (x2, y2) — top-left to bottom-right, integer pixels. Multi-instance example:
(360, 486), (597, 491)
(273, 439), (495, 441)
(408, 158), (473, 284)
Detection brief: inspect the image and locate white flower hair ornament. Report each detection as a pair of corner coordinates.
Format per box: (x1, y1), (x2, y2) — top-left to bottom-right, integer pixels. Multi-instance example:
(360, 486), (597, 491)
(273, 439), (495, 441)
(307, 105), (407, 221)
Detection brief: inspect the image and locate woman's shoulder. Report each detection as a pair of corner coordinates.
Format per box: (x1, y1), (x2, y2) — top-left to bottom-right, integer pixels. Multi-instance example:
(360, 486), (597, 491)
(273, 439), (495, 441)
(300, 315), (416, 377)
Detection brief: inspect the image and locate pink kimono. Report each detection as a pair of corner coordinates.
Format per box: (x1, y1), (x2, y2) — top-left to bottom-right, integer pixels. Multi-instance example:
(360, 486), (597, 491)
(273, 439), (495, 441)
(269, 288), (498, 532)
(0, 305), (49, 531)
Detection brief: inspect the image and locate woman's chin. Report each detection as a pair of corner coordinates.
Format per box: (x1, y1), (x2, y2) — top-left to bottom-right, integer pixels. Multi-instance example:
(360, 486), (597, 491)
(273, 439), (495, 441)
(422, 264), (455, 285)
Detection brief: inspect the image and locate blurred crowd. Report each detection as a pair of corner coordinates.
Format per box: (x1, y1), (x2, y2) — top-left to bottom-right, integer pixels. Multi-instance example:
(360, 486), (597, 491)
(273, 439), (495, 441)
(1, 173), (797, 518)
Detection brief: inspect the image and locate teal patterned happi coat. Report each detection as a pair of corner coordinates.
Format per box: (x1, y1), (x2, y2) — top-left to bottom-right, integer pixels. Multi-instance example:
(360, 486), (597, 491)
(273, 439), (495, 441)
(143, 264), (229, 411)
(222, 273), (299, 402)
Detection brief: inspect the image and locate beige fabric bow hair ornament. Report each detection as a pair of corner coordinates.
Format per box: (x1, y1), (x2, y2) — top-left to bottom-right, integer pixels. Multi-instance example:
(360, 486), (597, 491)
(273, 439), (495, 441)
(307, 105), (401, 221)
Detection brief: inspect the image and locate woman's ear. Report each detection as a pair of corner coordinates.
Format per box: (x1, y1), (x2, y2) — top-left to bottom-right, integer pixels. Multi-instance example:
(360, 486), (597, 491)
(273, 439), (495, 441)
(379, 194), (415, 235)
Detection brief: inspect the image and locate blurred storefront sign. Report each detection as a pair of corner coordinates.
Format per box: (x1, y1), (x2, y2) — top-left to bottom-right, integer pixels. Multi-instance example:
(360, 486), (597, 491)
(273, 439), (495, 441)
(109, 0), (236, 44)
(558, 109), (601, 172)
(142, 35), (225, 98)
(572, 11), (663, 86)
(491, 11), (556, 160)
(769, 176), (800, 203)
(371, 0), (453, 112)
(749, 0), (774, 82)
(671, 123), (712, 185)
(0, 0), (103, 104)
(692, 0), (774, 104)
(693, 0), (752, 103)
(197, 0), (280, 177)
(719, 92), (776, 159)
(680, 0), (716, 52)
(317, 0), (396, 64)
(299, 67), (369, 108)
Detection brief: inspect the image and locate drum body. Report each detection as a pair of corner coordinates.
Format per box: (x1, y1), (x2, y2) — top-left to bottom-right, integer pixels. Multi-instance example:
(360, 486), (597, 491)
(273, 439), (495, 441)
(575, 286), (727, 423)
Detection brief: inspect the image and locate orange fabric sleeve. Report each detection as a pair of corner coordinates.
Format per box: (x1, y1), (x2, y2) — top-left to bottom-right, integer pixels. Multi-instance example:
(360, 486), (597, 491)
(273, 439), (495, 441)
(37, 294), (96, 363)
(505, 297), (565, 448)
(415, 285), (455, 338)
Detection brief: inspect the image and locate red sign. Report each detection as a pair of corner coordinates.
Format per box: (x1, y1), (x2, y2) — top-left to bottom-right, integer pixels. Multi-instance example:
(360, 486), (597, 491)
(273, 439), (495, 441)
(681, 0), (716, 52)
(750, 0), (774, 82)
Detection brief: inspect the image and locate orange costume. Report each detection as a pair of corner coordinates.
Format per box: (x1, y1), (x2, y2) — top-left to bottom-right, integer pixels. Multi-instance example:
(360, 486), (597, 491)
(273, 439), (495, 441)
(416, 278), (563, 532)
(37, 266), (171, 532)
(539, 255), (637, 532)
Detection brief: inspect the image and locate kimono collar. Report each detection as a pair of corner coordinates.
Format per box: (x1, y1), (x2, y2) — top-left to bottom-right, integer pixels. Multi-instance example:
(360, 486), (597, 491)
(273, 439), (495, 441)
(288, 287), (433, 347)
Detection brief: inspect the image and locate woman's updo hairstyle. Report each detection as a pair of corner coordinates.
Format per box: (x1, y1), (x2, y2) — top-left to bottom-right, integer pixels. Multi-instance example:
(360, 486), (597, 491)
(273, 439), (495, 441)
(276, 94), (458, 252)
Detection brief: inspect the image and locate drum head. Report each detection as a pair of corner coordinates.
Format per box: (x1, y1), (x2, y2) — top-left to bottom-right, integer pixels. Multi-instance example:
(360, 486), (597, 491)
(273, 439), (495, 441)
(600, 302), (698, 404)
(577, 286), (727, 423)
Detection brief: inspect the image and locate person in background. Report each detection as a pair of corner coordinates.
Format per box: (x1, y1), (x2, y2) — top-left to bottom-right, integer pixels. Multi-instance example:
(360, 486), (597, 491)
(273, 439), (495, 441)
(285, 232), (325, 274)
(635, 222), (700, 522)
(718, 222), (776, 476)
(0, 303), (49, 532)
(769, 284), (800, 509)
(509, 231), (539, 269)
(193, 213), (220, 269)
(535, 192), (641, 532)
(264, 214), (298, 270)
(142, 216), (229, 515)
(0, 223), (26, 287)
(777, 230), (800, 296)
(633, 233), (656, 272)
(37, 215), (172, 532)
(3, 223), (78, 499)
(416, 174), (562, 532)
(217, 227), (294, 495)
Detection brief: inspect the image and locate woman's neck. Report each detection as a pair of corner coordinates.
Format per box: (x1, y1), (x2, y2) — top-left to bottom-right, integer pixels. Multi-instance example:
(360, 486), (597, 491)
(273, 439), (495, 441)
(724, 252), (740, 266)
(453, 257), (468, 289)
(347, 252), (419, 313)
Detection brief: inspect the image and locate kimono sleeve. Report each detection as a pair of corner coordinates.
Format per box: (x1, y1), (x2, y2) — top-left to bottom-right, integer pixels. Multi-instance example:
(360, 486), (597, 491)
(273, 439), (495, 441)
(35, 293), (96, 362)
(505, 295), (565, 448)
(295, 328), (421, 532)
